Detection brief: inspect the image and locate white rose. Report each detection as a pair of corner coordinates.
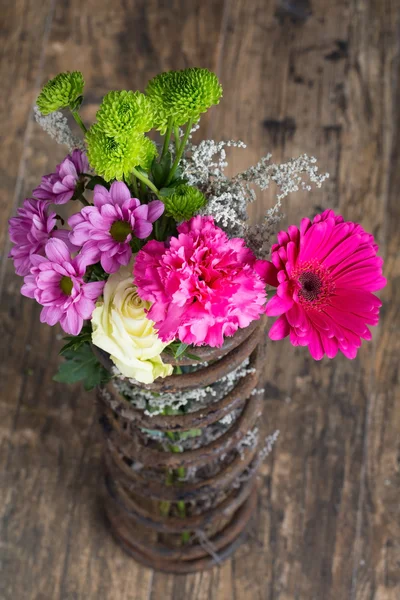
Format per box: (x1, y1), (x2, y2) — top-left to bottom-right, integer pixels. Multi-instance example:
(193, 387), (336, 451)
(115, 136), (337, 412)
(91, 265), (173, 384)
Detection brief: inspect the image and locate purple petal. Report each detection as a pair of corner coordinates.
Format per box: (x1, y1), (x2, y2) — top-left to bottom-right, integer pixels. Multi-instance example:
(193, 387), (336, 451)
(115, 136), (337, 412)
(60, 307), (83, 335)
(110, 181), (131, 205)
(133, 220), (153, 239)
(147, 200), (165, 222)
(45, 238), (71, 264)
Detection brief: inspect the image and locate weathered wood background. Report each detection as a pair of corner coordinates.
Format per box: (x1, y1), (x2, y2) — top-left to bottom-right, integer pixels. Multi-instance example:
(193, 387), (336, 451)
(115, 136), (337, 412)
(1, 1), (399, 598)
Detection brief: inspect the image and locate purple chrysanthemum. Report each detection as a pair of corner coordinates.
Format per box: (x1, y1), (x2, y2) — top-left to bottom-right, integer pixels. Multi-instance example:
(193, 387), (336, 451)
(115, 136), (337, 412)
(33, 149), (89, 205)
(8, 198), (73, 276)
(21, 238), (104, 335)
(68, 181), (164, 274)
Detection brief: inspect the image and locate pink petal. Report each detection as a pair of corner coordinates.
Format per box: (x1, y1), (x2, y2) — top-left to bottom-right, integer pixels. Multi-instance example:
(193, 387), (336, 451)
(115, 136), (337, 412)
(45, 239), (71, 264)
(110, 181), (131, 205)
(255, 260), (279, 287)
(84, 280), (105, 300)
(268, 315), (290, 340)
(60, 307), (83, 335)
(265, 293), (294, 316)
(133, 220), (153, 239)
(93, 185), (111, 207)
(147, 200), (165, 222)
(40, 305), (63, 326)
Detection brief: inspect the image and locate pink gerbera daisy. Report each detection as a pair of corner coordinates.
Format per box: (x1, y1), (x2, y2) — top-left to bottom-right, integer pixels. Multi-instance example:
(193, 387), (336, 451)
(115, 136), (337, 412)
(33, 149), (89, 205)
(68, 181), (164, 274)
(21, 238), (104, 335)
(264, 209), (386, 360)
(8, 198), (74, 276)
(134, 215), (271, 347)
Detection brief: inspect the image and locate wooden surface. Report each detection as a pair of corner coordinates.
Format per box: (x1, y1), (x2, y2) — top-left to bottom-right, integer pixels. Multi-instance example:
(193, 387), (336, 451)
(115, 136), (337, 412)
(0, 0), (399, 598)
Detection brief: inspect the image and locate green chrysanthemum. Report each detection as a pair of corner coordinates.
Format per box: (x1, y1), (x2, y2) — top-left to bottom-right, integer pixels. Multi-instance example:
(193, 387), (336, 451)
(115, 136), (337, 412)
(86, 125), (157, 182)
(163, 184), (207, 221)
(37, 71), (84, 115)
(96, 90), (155, 139)
(146, 68), (223, 132)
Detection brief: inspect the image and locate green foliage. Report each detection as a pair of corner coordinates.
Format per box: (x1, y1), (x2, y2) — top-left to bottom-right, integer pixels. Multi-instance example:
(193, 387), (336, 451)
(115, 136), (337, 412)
(54, 342), (111, 391)
(85, 262), (109, 283)
(85, 175), (110, 191)
(86, 125), (157, 181)
(146, 68), (223, 132)
(151, 152), (172, 189)
(164, 341), (200, 362)
(165, 429), (202, 443)
(59, 324), (92, 355)
(96, 90), (155, 139)
(162, 184), (206, 221)
(37, 71), (84, 115)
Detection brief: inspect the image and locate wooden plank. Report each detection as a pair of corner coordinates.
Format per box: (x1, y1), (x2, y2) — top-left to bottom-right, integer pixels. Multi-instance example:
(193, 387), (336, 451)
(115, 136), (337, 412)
(209, 0), (399, 599)
(351, 2), (400, 597)
(1, 0), (399, 598)
(0, 1), (226, 599)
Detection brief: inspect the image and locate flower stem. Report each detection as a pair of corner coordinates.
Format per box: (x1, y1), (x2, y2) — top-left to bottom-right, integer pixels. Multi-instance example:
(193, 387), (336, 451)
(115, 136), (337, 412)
(79, 194), (90, 207)
(165, 118), (194, 186)
(131, 167), (161, 199)
(131, 174), (140, 199)
(71, 110), (87, 134)
(161, 117), (174, 159)
(174, 125), (180, 152)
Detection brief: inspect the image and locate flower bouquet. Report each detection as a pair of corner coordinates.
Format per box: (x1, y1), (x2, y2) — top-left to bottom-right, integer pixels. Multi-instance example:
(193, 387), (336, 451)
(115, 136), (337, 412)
(9, 68), (386, 572)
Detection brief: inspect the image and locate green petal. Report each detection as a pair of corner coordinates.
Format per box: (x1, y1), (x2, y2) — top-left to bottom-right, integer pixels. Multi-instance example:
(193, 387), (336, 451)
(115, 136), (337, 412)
(146, 68), (222, 132)
(96, 90), (156, 138)
(163, 184), (207, 221)
(37, 71), (84, 115)
(86, 125), (157, 182)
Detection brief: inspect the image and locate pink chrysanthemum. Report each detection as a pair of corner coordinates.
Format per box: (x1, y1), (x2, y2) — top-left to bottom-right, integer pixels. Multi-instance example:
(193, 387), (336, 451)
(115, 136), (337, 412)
(68, 181), (164, 274)
(264, 209), (386, 360)
(33, 149), (88, 205)
(134, 215), (271, 347)
(21, 238), (104, 335)
(8, 198), (74, 276)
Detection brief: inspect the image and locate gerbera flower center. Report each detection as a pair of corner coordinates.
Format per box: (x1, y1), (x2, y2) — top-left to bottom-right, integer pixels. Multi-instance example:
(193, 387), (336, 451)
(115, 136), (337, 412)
(298, 271), (322, 301)
(60, 275), (73, 295)
(292, 261), (335, 310)
(110, 220), (132, 243)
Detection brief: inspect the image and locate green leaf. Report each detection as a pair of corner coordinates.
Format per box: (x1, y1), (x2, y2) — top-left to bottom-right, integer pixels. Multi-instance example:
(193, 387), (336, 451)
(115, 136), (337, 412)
(59, 324), (92, 355)
(85, 175), (109, 190)
(85, 262), (109, 282)
(178, 428), (202, 441)
(184, 352), (201, 361)
(175, 342), (189, 358)
(159, 179), (187, 198)
(54, 343), (111, 391)
(70, 94), (84, 112)
(151, 152), (172, 188)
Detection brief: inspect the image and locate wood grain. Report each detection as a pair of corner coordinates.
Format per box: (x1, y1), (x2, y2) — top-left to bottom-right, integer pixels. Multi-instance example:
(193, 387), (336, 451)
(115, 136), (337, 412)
(0, 0), (399, 598)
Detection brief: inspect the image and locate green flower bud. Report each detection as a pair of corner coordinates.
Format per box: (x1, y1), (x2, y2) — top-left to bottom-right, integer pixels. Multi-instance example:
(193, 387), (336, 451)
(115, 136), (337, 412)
(163, 184), (207, 221)
(96, 90), (155, 139)
(146, 68), (222, 132)
(37, 71), (84, 115)
(86, 125), (157, 182)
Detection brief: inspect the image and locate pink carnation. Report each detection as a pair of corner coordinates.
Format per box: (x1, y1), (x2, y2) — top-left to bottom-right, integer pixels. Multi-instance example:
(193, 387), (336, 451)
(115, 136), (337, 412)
(33, 149), (88, 205)
(21, 238), (104, 335)
(68, 181), (164, 274)
(264, 209), (386, 360)
(8, 199), (73, 276)
(134, 215), (271, 347)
